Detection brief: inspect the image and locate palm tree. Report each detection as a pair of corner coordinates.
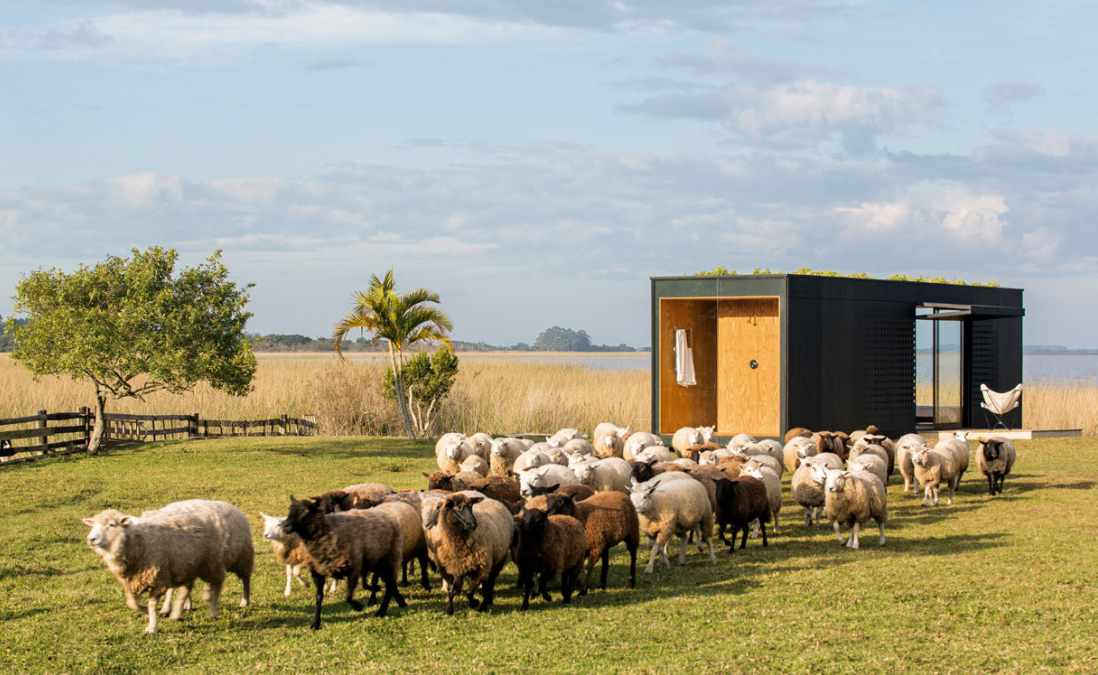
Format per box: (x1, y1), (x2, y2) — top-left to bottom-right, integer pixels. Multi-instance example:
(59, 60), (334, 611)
(333, 269), (453, 440)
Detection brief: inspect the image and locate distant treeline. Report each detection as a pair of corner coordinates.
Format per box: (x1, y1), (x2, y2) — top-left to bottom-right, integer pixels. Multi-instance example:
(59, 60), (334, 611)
(248, 326), (646, 353)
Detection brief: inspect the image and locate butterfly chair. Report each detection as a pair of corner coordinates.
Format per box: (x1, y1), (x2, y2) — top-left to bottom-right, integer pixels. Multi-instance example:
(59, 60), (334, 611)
(980, 383), (1022, 430)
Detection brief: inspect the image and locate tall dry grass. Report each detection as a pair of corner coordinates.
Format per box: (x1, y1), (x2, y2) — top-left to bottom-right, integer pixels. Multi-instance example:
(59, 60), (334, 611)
(2, 354), (1094, 436)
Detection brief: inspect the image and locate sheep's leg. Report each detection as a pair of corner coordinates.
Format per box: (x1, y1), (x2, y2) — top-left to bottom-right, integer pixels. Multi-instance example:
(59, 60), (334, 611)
(374, 565), (400, 618)
(345, 571), (364, 612)
(145, 595), (160, 634)
(705, 533), (716, 564)
(401, 560), (410, 587)
(239, 572), (251, 609)
(284, 565), (294, 597)
(292, 564), (308, 587)
(772, 511), (779, 535)
(921, 485), (930, 507)
(814, 507), (822, 529)
(627, 540), (637, 587)
(366, 572), (380, 606)
(947, 481), (955, 505)
(803, 508), (812, 528)
(696, 526), (706, 553)
(679, 533), (689, 565)
(418, 551), (431, 591)
(644, 540), (661, 574)
(877, 519), (886, 546)
(849, 522), (861, 549)
(760, 520), (768, 547)
(658, 531), (673, 568)
(740, 525), (749, 550)
(310, 572), (326, 630)
(599, 548), (611, 591)
(443, 573), (457, 615)
(932, 485), (940, 506)
(479, 561), (505, 613)
(205, 576), (223, 620)
(997, 474), (1006, 494)
(124, 589), (141, 613)
(561, 569), (575, 605)
(159, 588), (173, 617)
(750, 518), (759, 539)
(537, 572), (552, 602)
(832, 520), (845, 545)
(718, 522), (730, 547)
(520, 572), (534, 610)
(326, 578), (338, 594)
(169, 584), (191, 620)
(987, 474), (995, 496)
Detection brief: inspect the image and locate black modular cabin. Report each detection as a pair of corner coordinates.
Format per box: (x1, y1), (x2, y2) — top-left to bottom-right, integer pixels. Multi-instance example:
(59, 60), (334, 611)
(650, 274), (1024, 441)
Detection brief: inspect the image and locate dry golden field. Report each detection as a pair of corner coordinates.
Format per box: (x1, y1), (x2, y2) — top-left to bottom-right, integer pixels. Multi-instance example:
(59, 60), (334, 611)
(1, 353), (1093, 436)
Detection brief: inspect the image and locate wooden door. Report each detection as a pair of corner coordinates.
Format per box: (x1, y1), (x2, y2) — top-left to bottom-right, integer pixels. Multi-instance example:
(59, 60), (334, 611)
(718, 298), (780, 437)
(659, 299), (718, 434)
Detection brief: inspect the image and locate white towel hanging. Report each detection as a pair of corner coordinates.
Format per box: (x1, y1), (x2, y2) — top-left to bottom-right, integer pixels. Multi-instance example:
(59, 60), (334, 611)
(675, 329), (696, 387)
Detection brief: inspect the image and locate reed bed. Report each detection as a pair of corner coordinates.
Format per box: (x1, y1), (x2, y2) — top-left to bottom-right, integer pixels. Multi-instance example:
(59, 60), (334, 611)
(2, 354), (1093, 436)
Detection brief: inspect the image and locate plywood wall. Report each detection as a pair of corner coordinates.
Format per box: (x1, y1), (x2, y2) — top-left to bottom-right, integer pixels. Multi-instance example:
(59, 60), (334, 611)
(658, 299), (718, 434)
(717, 298), (780, 437)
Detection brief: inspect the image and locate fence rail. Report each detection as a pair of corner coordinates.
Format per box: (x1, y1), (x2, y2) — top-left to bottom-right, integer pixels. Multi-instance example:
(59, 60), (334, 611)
(0, 409), (317, 466)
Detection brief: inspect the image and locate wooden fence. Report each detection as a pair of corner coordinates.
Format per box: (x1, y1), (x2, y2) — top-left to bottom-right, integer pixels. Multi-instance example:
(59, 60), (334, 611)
(0, 410), (317, 465)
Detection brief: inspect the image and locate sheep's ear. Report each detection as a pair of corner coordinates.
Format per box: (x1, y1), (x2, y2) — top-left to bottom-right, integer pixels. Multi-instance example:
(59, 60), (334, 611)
(81, 517), (95, 526)
(422, 472), (431, 478)
(468, 495), (484, 505)
(119, 516), (133, 526)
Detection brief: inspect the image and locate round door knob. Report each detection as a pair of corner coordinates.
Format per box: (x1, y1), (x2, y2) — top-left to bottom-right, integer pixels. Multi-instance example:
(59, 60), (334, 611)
(750, 359), (758, 369)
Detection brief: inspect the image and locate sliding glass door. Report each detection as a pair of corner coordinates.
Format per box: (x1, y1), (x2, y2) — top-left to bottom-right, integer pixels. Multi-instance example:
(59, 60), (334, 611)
(916, 310), (965, 429)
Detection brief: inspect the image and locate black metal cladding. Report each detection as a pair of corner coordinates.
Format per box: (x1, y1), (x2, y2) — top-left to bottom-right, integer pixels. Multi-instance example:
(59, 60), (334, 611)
(651, 274), (1024, 439)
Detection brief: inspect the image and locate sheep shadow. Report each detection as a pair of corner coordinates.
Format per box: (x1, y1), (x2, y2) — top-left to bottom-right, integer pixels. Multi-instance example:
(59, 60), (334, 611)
(258, 439), (434, 461)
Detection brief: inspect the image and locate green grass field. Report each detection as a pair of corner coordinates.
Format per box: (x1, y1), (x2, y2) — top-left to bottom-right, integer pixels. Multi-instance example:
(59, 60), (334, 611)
(1, 437), (1096, 674)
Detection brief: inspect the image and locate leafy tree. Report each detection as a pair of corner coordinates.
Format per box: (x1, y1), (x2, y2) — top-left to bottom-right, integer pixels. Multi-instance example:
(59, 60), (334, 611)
(332, 268), (453, 440)
(382, 347), (459, 436)
(533, 326), (593, 352)
(5, 248), (257, 454)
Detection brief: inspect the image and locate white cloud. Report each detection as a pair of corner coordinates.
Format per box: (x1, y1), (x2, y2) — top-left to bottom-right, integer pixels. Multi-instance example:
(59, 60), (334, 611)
(837, 187), (1008, 244)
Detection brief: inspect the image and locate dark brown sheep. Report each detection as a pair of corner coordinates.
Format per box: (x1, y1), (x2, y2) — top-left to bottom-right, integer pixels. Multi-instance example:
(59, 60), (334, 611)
(468, 475), (522, 505)
(423, 471), (481, 492)
(544, 491), (639, 593)
(512, 507), (586, 609)
(526, 483), (596, 502)
(283, 496), (406, 630)
(714, 477), (771, 551)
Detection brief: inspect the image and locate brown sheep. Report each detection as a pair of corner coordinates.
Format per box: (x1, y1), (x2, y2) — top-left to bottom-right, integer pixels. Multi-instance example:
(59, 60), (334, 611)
(283, 496), (406, 630)
(714, 477), (771, 551)
(717, 455), (748, 481)
(785, 427), (813, 443)
(526, 483), (596, 502)
(469, 475), (522, 505)
(423, 471), (483, 492)
(544, 491), (639, 593)
(631, 459), (686, 483)
(315, 483), (395, 512)
(430, 493), (513, 615)
(512, 507), (587, 609)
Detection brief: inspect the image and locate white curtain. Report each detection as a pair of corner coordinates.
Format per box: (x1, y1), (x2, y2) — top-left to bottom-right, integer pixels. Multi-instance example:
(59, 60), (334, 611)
(675, 329), (696, 387)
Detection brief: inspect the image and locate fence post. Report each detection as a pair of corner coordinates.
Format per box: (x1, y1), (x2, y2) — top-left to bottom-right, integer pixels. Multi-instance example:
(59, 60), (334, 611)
(304, 414), (317, 436)
(78, 406), (90, 451)
(280, 414), (288, 436)
(36, 410), (48, 455)
(189, 412), (198, 439)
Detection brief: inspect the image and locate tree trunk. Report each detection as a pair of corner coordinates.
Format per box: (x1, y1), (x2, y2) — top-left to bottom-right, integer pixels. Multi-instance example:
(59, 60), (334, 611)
(88, 385), (107, 455)
(389, 345), (417, 440)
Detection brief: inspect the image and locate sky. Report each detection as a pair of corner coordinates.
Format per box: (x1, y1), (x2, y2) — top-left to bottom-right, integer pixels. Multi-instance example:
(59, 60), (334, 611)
(1, 0), (1096, 348)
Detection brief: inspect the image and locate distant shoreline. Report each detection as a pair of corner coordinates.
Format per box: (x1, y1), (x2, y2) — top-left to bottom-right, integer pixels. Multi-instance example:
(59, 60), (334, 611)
(254, 351), (650, 359)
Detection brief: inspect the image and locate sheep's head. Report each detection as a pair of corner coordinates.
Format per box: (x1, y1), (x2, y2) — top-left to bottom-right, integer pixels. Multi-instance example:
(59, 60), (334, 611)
(260, 512), (288, 540)
(955, 431), (970, 444)
(728, 446), (748, 458)
(82, 509), (132, 552)
(982, 440), (1002, 461)
(686, 430), (703, 447)
(630, 483), (658, 514)
(631, 461), (655, 483)
(574, 462), (595, 483)
(826, 470), (850, 494)
(490, 439), (505, 456)
(714, 478), (738, 504)
(807, 461), (830, 485)
(700, 426), (717, 443)
(441, 493), (483, 533)
(741, 465), (763, 480)
(284, 496), (323, 537)
(545, 436), (563, 448)
(911, 447), (929, 467)
(699, 451), (717, 466)
(543, 493), (578, 519)
(446, 441), (472, 461)
(517, 507), (549, 542)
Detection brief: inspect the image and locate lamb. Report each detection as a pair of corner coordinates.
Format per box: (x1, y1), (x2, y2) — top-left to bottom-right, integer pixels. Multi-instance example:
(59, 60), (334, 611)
(139, 499), (254, 616)
(261, 512), (312, 596)
(573, 456), (633, 494)
(460, 455), (490, 478)
(977, 437), (1016, 496)
(634, 445), (676, 464)
(437, 437), (476, 474)
(283, 496), (406, 629)
(739, 464), (782, 535)
(513, 448), (551, 474)
(623, 432), (664, 463)
(784, 436), (817, 473)
(713, 477), (771, 550)
(743, 454), (783, 478)
(518, 464), (580, 496)
(424, 470), (483, 492)
(467, 432), (494, 461)
(911, 444), (959, 506)
(489, 438), (529, 477)
(468, 475), (523, 505)
(430, 493), (514, 614)
(848, 453), (888, 487)
(512, 508), (587, 609)
(542, 491), (639, 593)
(824, 469), (887, 549)
(896, 433), (930, 492)
(83, 508), (226, 634)
(630, 479), (716, 573)
(671, 427), (704, 456)
(848, 444), (889, 485)
(936, 431), (971, 485)
(792, 461), (828, 529)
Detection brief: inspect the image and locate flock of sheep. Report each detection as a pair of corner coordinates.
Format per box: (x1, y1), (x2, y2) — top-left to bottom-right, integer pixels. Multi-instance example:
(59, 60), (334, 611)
(81, 423), (1017, 633)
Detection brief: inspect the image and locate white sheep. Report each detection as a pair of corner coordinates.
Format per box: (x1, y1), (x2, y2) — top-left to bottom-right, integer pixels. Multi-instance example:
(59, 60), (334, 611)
(743, 454), (783, 479)
(513, 448), (551, 474)
(937, 431), (971, 484)
(573, 457), (632, 494)
(634, 445), (676, 464)
(848, 444), (889, 485)
(435, 432), (466, 457)
(911, 444), (959, 506)
(793, 461), (828, 528)
(546, 428), (584, 446)
(466, 433), (494, 461)
(698, 448), (733, 466)
(562, 438), (594, 457)
(489, 438), (528, 476)
(848, 453), (888, 487)
(824, 469), (887, 549)
(740, 464), (782, 535)
(623, 432), (664, 463)
(783, 436), (817, 474)
(460, 455), (490, 478)
(83, 508), (226, 634)
(630, 479), (716, 573)
(671, 427), (704, 455)
(728, 433), (756, 451)
(437, 438), (475, 474)
(518, 464), (580, 496)
(593, 423), (629, 459)
(895, 433), (930, 493)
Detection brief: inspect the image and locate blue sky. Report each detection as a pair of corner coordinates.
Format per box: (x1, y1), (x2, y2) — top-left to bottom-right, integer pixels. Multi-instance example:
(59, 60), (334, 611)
(2, 0), (1096, 347)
